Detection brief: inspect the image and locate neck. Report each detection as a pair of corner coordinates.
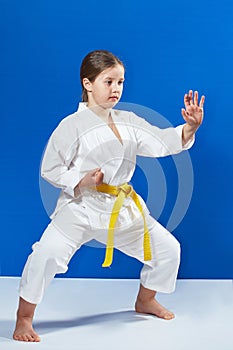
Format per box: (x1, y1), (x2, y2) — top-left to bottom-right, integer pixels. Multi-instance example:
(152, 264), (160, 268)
(87, 103), (111, 121)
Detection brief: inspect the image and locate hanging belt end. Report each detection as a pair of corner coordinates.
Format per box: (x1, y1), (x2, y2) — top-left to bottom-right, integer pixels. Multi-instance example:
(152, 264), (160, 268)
(102, 247), (114, 267)
(144, 231), (152, 261)
(144, 251), (152, 261)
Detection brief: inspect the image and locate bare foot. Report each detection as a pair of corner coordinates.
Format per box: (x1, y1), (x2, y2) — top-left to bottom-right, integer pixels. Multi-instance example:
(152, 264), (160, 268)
(13, 297), (40, 342)
(135, 298), (175, 320)
(13, 316), (40, 342)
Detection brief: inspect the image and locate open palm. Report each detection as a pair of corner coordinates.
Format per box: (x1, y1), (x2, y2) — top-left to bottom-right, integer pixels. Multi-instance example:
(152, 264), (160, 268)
(181, 90), (205, 127)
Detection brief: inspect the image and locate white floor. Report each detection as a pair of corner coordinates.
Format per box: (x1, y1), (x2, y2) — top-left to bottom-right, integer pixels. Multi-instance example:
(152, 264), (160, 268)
(0, 277), (232, 350)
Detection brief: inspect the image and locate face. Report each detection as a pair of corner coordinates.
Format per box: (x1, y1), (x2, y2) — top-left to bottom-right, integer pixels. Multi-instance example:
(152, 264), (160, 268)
(83, 64), (125, 109)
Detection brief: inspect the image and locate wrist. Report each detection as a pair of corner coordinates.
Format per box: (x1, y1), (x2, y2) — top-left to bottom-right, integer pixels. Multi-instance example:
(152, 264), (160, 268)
(185, 123), (199, 133)
(182, 123), (198, 146)
(74, 180), (83, 197)
(74, 184), (80, 197)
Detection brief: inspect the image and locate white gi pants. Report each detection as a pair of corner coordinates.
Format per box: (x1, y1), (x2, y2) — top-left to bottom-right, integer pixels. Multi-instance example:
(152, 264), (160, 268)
(19, 201), (181, 304)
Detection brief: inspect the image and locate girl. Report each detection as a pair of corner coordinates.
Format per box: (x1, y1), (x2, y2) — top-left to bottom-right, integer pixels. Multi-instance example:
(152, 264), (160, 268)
(13, 50), (205, 342)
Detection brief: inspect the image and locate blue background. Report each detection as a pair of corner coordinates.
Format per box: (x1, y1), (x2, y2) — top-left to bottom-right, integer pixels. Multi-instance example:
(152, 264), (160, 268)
(1, 0), (232, 279)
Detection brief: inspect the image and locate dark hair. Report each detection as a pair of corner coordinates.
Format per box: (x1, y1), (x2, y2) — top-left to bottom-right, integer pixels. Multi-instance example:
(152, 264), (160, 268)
(80, 50), (124, 102)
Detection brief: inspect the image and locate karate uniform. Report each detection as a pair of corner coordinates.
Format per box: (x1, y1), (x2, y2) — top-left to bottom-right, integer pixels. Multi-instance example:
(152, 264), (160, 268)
(19, 103), (194, 304)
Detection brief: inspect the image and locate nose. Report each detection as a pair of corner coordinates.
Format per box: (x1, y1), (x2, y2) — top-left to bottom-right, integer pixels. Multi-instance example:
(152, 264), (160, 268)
(112, 81), (119, 92)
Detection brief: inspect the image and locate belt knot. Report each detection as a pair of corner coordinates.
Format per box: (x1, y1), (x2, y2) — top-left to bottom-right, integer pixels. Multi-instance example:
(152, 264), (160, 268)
(118, 183), (133, 196)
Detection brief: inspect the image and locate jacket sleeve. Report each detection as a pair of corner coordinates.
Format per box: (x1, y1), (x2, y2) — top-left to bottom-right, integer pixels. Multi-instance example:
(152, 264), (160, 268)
(129, 112), (194, 157)
(41, 115), (82, 198)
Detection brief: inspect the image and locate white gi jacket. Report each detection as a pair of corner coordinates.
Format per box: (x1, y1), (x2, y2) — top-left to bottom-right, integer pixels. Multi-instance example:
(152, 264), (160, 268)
(41, 103), (194, 229)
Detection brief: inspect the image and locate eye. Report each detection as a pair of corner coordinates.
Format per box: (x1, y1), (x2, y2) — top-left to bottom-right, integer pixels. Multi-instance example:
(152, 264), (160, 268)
(105, 80), (112, 85)
(118, 80), (124, 85)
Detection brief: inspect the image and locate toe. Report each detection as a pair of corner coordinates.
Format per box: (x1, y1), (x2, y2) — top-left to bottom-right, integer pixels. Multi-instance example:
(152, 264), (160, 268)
(22, 335), (29, 342)
(14, 335), (22, 341)
(26, 334), (34, 342)
(164, 312), (175, 320)
(34, 334), (41, 342)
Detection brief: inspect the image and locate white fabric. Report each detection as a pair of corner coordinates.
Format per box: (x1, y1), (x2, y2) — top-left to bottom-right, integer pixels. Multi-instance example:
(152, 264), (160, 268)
(19, 103), (193, 304)
(20, 209), (180, 304)
(41, 103), (194, 219)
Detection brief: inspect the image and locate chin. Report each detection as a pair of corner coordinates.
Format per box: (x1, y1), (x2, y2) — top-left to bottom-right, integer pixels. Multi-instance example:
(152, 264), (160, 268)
(101, 101), (118, 109)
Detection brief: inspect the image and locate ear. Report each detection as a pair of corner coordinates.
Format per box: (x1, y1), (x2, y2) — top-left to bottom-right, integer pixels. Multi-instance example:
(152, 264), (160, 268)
(83, 78), (92, 92)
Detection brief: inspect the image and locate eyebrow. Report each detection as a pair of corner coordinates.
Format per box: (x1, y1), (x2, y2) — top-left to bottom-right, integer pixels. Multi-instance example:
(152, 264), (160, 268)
(104, 76), (125, 81)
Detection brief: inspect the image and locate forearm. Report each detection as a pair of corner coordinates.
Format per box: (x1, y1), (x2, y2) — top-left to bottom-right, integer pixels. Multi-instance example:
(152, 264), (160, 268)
(182, 123), (199, 146)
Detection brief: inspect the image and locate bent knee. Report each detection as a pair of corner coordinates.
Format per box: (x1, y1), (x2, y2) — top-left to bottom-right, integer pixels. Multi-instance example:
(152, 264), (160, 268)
(168, 236), (181, 264)
(32, 241), (61, 258)
(31, 241), (70, 269)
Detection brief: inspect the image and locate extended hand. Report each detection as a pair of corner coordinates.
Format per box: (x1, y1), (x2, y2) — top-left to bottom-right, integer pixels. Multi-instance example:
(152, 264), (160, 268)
(181, 90), (205, 127)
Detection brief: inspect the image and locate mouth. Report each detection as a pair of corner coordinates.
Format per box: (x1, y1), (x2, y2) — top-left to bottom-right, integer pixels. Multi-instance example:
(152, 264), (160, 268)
(109, 96), (118, 101)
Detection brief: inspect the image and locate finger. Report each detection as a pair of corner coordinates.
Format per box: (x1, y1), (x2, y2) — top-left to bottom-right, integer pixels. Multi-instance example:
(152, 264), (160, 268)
(194, 91), (198, 105)
(199, 95), (205, 108)
(96, 171), (104, 185)
(184, 94), (190, 108)
(181, 108), (188, 121)
(95, 169), (102, 175)
(90, 168), (101, 176)
(189, 90), (193, 104)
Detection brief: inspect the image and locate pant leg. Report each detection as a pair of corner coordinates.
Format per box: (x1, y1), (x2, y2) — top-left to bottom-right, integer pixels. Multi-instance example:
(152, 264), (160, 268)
(114, 214), (181, 293)
(19, 223), (77, 304)
(19, 201), (93, 304)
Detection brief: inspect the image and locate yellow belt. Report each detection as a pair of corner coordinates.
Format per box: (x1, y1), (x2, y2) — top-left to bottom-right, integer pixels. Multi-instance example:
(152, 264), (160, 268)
(94, 183), (152, 267)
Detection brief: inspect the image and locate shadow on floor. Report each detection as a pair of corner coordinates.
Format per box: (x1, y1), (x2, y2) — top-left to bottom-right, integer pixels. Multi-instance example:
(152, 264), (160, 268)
(0, 310), (151, 341)
(34, 310), (150, 334)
